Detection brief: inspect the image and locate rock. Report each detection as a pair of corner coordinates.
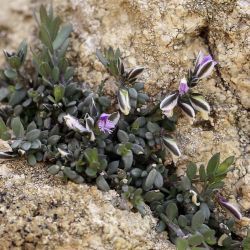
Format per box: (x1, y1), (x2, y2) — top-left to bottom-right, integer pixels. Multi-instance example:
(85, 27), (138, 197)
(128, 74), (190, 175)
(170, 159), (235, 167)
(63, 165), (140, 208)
(0, 160), (175, 250)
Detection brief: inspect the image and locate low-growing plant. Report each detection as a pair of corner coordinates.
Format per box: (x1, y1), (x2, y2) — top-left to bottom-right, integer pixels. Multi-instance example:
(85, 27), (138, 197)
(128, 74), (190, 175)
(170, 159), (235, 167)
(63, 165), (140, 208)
(0, 5), (245, 249)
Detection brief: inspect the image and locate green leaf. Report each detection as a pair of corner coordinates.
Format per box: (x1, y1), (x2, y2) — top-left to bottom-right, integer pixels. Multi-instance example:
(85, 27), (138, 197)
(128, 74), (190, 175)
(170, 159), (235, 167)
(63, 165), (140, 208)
(188, 233), (204, 246)
(216, 156), (234, 176)
(96, 49), (108, 66)
(63, 167), (77, 180)
(143, 168), (157, 191)
(122, 150), (133, 170)
(64, 67), (74, 81)
(4, 68), (17, 79)
(96, 175), (110, 191)
(117, 130), (129, 143)
(31, 139), (41, 149)
(39, 62), (52, 78)
(53, 23), (73, 50)
(11, 117), (25, 138)
(200, 203), (210, 220)
(54, 84), (65, 103)
(8, 56), (21, 69)
(27, 121), (37, 132)
(166, 202), (178, 221)
(181, 176), (191, 191)
(207, 153), (220, 178)
(98, 96), (111, 107)
(187, 162), (197, 180)
(191, 210), (205, 230)
(39, 5), (49, 25)
(9, 89), (26, 106)
(143, 190), (164, 203)
(131, 144), (144, 155)
(52, 66), (60, 82)
(50, 16), (62, 40)
(0, 117), (10, 140)
(39, 24), (53, 52)
(21, 141), (31, 151)
(207, 181), (224, 190)
(199, 165), (207, 181)
(85, 166), (97, 177)
(48, 165), (60, 175)
(176, 238), (188, 250)
(154, 172), (163, 188)
(147, 121), (160, 133)
(178, 215), (188, 228)
(27, 154), (37, 166)
(0, 87), (9, 101)
(26, 129), (41, 141)
(17, 40), (28, 64)
(48, 135), (61, 145)
(84, 148), (99, 164)
(243, 230), (250, 250)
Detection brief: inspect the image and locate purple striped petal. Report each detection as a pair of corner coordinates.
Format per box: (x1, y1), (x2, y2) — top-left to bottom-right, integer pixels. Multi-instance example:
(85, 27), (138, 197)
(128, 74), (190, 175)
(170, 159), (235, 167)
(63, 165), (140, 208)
(218, 195), (242, 220)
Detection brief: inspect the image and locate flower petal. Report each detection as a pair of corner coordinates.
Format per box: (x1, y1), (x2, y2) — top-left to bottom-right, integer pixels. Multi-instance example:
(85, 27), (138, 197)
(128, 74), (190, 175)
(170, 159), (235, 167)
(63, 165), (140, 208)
(194, 51), (205, 68)
(178, 78), (189, 96)
(179, 101), (195, 118)
(163, 137), (181, 157)
(117, 57), (125, 75)
(218, 195), (242, 220)
(160, 91), (179, 113)
(90, 98), (98, 118)
(196, 60), (217, 79)
(127, 67), (144, 80)
(190, 94), (210, 113)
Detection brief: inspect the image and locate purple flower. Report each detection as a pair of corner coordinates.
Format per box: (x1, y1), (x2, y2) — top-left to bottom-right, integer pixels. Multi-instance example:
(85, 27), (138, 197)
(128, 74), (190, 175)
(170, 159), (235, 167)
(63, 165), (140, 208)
(178, 78), (189, 96)
(98, 113), (120, 134)
(217, 194), (242, 220)
(195, 51), (217, 79)
(160, 78), (193, 118)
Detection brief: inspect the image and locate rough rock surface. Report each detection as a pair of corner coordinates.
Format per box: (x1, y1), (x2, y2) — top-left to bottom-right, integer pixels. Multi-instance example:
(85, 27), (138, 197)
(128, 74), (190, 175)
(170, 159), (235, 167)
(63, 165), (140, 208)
(0, 0), (249, 246)
(0, 158), (174, 250)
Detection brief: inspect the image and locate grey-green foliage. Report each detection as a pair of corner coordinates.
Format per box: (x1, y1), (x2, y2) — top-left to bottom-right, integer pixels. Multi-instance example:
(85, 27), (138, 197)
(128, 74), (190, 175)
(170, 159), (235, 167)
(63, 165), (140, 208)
(0, 4), (243, 250)
(159, 154), (240, 250)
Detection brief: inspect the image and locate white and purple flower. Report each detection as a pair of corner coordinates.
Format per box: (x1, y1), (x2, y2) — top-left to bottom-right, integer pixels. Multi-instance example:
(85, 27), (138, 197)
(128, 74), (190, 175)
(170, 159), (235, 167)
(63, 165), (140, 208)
(160, 51), (216, 120)
(194, 51), (217, 79)
(98, 112), (120, 134)
(160, 78), (195, 119)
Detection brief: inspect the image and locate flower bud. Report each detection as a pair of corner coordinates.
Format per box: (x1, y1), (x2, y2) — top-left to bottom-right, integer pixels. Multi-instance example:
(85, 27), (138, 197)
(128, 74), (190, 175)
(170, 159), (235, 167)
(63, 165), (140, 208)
(178, 78), (189, 96)
(195, 51), (217, 79)
(218, 195), (242, 220)
(118, 88), (131, 115)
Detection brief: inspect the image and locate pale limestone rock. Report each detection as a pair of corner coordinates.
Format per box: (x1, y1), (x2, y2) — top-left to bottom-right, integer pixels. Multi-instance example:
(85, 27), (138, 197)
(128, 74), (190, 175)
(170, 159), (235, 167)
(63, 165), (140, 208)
(0, 160), (175, 250)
